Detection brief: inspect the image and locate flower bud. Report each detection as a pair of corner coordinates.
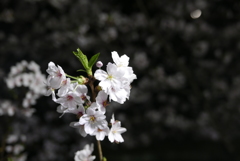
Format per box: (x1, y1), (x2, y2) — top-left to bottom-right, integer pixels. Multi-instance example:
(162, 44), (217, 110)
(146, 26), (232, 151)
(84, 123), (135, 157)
(95, 85), (102, 93)
(96, 61), (103, 68)
(77, 76), (88, 84)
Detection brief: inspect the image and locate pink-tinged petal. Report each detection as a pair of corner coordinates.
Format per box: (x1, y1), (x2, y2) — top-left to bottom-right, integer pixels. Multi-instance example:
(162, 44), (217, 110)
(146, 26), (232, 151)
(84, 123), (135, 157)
(57, 65), (66, 77)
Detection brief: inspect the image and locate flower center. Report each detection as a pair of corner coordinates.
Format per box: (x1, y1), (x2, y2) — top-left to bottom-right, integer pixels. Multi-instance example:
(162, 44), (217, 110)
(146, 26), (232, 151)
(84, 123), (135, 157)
(57, 71), (62, 77)
(77, 112), (83, 118)
(107, 75), (113, 80)
(90, 116), (96, 122)
(81, 94), (87, 100)
(102, 100), (108, 107)
(62, 79), (67, 85)
(67, 95), (73, 101)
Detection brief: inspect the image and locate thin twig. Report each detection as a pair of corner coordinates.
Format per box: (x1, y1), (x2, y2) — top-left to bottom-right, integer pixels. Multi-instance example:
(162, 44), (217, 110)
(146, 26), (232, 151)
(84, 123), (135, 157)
(97, 140), (103, 161)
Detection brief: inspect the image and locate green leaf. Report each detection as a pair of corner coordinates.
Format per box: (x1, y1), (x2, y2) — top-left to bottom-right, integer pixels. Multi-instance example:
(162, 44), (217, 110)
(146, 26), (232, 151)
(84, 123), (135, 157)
(88, 53), (100, 69)
(73, 48), (89, 70)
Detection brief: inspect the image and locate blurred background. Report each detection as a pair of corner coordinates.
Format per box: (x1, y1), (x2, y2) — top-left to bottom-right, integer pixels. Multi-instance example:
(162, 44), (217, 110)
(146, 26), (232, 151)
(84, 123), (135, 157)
(1, 0), (240, 161)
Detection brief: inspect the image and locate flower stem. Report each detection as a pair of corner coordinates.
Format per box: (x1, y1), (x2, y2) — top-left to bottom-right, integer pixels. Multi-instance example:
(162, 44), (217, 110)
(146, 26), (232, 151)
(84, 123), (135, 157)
(88, 75), (103, 161)
(66, 74), (78, 79)
(97, 140), (103, 161)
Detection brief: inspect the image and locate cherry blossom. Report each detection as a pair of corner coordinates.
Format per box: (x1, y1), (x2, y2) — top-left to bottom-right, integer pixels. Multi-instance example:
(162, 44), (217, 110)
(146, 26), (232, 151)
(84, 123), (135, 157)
(96, 90), (108, 113)
(79, 105), (107, 135)
(45, 50), (136, 160)
(108, 114), (127, 143)
(74, 144), (95, 161)
(46, 61), (66, 89)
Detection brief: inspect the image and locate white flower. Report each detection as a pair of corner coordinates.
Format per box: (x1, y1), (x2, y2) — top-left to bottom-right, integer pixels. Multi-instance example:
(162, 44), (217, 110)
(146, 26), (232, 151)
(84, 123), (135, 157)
(28, 61), (40, 72)
(9, 65), (19, 76)
(108, 114), (127, 143)
(79, 104), (107, 135)
(111, 51), (129, 67)
(96, 91), (108, 113)
(22, 92), (39, 108)
(72, 104), (85, 116)
(106, 85), (128, 104)
(5, 77), (15, 89)
(74, 144), (95, 161)
(112, 51), (137, 83)
(21, 73), (32, 87)
(13, 144), (24, 155)
(15, 75), (22, 87)
(94, 126), (109, 141)
(45, 81), (57, 102)
(94, 63), (128, 104)
(56, 91), (83, 110)
(122, 66), (137, 83)
(6, 134), (18, 144)
(46, 61), (66, 89)
(29, 72), (47, 95)
(0, 100), (15, 116)
(57, 78), (71, 97)
(94, 62), (123, 91)
(75, 84), (90, 102)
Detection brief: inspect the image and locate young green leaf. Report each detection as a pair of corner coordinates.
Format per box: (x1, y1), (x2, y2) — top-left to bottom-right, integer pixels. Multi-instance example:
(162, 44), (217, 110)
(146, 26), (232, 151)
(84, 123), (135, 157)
(73, 48), (89, 70)
(88, 53), (100, 69)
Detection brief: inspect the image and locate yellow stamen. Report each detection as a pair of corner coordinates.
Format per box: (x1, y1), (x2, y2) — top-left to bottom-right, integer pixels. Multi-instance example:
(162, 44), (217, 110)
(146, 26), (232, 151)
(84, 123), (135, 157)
(90, 116), (96, 122)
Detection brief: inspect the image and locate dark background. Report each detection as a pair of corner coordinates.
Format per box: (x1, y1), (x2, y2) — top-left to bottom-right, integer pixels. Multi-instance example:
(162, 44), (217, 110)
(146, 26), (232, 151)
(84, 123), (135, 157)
(1, 0), (240, 161)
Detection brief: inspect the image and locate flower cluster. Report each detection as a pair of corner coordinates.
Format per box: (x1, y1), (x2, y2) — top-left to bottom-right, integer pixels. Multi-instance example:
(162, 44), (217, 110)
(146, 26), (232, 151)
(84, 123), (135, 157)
(5, 60), (47, 107)
(5, 133), (28, 161)
(94, 51), (137, 104)
(0, 100), (16, 116)
(3, 60), (47, 116)
(0, 99), (35, 117)
(46, 51), (136, 144)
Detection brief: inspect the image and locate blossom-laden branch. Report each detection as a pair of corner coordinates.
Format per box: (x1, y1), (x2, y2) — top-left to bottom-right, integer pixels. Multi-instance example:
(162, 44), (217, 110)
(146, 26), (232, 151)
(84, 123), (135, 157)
(45, 49), (137, 161)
